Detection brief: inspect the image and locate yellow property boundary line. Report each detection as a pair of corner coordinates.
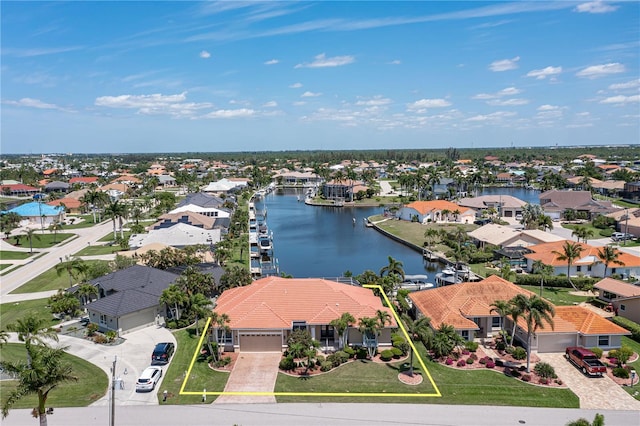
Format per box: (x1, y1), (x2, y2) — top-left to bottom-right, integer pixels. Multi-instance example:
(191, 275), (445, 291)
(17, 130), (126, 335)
(179, 284), (441, 398)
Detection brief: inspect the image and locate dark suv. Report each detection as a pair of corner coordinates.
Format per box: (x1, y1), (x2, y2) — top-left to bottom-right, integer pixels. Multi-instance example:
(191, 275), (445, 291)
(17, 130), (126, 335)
(151, 342), (175, 365)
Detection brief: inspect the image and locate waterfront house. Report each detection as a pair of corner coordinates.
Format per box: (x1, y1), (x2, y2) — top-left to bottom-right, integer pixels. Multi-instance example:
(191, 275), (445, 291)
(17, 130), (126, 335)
(168, 204), (231, 219)
(321, 179), (364, 202)
(594, 278), (640, 323)
(128, 222), (222, 250)
(468, 224), (564, 249)
(539, 190), (619, 220)
(0, 183), (40, 197)
(396, 200), (475, 223)
(457, 195), (526, 220)
(213, 276), (396, 352)
(177, 192), (227, 210)
(150, 211), (218, 230)
(68, 176), (99, 186)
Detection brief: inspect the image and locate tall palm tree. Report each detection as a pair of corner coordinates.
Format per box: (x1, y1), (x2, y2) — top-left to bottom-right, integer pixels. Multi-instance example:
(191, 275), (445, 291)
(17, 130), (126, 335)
(552, 241), (585, 290)
(358, 316), (381, 358)
(597, 245), (625, 278)
(76, 283), (98, 306)
(489, 300), (511, 336)
(401, 314), (432, 376)
(104, 200), (128, 239)
(159, 284), (188, 321)
(509, 294), (555, 372)
(379, 256), (405, 281)
(532, 260), (554, 297)
(48, 221), (63, 243)
(6, 313), (59, 368)
(209, 312), (231, 361)
(189, 293), (212, 337)
(1, 345), (77, 426)
(55, 256), (86, 287)
(329, 312), (355, 349)
(21, 227), (40, 254)
(80, 189), (99, 223)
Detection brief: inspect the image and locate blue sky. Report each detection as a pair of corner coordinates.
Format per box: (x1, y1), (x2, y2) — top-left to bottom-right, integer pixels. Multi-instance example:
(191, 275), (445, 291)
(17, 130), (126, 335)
(1, 1), (638, 154)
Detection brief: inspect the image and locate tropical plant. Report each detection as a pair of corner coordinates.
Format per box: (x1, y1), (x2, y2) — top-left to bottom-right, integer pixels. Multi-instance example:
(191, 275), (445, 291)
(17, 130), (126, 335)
(21, 227), (40, 254)
(189, 293), (212, 337)
(55, 256), (87, 287)
(1, 344), (78, 426)
(430, 323), (464, 358)
(358, 316), (381, 358)
(219, 265), (252, 290)
(509, 294), (555, 372)
(104, 200), (128, 239)
(379, 256), (405, 281)
(159, 284), (188, 321)
(329, 312), (356, 349)
(76, 283), (99, 306)
(5, 313), (59, 368)
(208, 312), (231, 362)
(48, 221), (63, 243)
(401, 314), (432, 376)
(552, 241), (585, 290)
(531, 260), (555, 297)
(597, 245), (625, 278)
(48, 289), (81, 318)
(489, 300), (511, 336)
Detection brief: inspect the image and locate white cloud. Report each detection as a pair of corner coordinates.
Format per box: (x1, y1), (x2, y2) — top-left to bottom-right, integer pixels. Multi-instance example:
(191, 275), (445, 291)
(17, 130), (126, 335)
(263, 101), (278, 107)
(204, 108), (255, 118)
(574, 1), (618, 14)
(609, 79), (640, 90)
(576, 63), (625, 79)
(264, 59), (279, 65)
(289, 82), (303, 88)
(486, 98), (529, 106)
(295, 53), (355, 68)
(600, 95), (640, 105)
(355, 96), (392, 106)
(388, 60), (401, 65)
(301, 91), (322, 97)
(498, 87), (521, 96)
(3, 97), (73, 112)
(292, 101), (306, 106)
(537, 104), (560, 111)
(465, 111), (517, 122)
(95, 92), (213, 117)
(526, 66), (562, 80)
(199, 50), (211, 59)
(489, 56), (520, 72)
(472, 87), (521, 100)
(407, 98), (452, 111)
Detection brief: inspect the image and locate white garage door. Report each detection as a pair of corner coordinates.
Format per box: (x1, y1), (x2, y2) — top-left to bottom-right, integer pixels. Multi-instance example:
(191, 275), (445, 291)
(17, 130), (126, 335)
(240, 332), (282, 352)
(538, 333), (576, 353)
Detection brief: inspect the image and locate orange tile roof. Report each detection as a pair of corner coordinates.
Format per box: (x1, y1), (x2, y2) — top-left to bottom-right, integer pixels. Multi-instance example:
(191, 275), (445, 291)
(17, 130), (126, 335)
(69, 177), (99, 184)
(524, 240), (640, 267)
(409, 275), (535, 330)
(43, 168), (57, 175)
(47, 198), (82, 209)
(405, 200), (466, 215)
(214, 277), (396, 329)
(594, 278), (640, 298)
(527, 306), (629, 335)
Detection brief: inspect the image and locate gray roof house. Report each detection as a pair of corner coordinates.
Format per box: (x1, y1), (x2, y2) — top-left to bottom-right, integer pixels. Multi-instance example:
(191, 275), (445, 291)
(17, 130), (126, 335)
(85, 265), (179, 334)
(44, 181), (70, 192)
(177, 192), (227, 209)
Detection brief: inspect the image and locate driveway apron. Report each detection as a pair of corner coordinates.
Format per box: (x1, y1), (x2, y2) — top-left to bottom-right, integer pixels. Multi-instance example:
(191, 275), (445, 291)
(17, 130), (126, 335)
(215, 352), (282, 404)
(537, 353), (640, 410)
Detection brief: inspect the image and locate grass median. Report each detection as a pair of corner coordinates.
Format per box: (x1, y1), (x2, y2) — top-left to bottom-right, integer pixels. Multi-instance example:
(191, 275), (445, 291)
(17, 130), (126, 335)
(10, 260), (110, 294)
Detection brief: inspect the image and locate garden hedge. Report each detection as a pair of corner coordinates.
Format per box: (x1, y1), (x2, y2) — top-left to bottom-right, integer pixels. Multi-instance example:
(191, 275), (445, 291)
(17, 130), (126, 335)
(515, 274), (598, 290)
(610, 316), (640, 343)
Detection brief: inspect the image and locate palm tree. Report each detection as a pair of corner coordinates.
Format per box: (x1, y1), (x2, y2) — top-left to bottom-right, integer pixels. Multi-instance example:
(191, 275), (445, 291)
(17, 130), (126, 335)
(48, 221), (63, 243)
(55, 256), (86, 287)
(401, 314), (432, 376)
(1, 344), (77, 426)
(509, 294), (555, 372)
(80, 189), (99, 223)
(379, 256), (405, 281)
(159, 284), (188, 321)
(358, 316), (381, 358)
(552, 241), (585, 290)
(21, 228), (40, 254)
(329, 312), (355, 349)
(189, 293), (212, 337)
(489, 300), (511, 336)
(430, 324), (465, 358)
(104, 200), (127, 239)
(209, 312), (231, 361)
(6, 313), (59, 368)
(76, 283), (98, 306)
(571, 226), (593, 243)
(532, 260), (554, 297)
(597, 245), (625, 278)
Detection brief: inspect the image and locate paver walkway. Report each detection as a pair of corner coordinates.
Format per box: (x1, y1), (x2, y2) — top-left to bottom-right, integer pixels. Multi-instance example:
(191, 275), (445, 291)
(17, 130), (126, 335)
(537, 353), (640, 410)
(214, 352), (282, 404)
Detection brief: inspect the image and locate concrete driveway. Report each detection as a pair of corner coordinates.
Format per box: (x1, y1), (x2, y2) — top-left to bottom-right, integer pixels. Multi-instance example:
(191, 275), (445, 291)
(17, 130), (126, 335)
(214, 352), (282, 404)
(537, 353), (640, 410)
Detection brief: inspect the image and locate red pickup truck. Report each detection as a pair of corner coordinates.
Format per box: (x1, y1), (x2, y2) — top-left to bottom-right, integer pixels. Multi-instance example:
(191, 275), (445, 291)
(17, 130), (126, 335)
(565, 346), (607, 376)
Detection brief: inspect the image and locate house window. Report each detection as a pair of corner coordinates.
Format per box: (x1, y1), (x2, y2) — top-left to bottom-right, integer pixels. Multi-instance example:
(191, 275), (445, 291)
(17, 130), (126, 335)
(492, 317), (501, 328)
(223, 330), (232, 344)
(99, 314), (107, 325)
(320, 325), (335, 340)
(576, 266), (582, 272)
(461, 330), (469, 340)
(598, 336), (609, 346)
(292, 321), (306, 331)
(587, 265), (592, 272)
(611, 268), (617, 274)
(620, 304), (626, 312)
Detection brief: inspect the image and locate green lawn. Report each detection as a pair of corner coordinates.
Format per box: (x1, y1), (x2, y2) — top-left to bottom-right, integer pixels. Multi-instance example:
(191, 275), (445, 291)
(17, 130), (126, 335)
(10, 260), (110, 294)
(621, 336), (640, 400)
(98, 230), (133, 242)
(159, 328), (230, 404)
(519, 286), (590, 306)
(0, 343), (108, 409)
(561, 223), (610, 239)
(8, 233), (75, 249)
(74, 244), (122, 256)
(0, 264), (12, 271)
(0, 251), (34, 260)
(0, 298), (58, 328)
(64, 215), (101, 229)
(276, 344), (579, 407)
(371, 215), (478, 249)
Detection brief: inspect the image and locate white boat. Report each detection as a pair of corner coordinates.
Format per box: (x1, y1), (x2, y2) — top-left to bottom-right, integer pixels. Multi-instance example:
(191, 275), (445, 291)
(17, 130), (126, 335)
(435, 267), (462, 286)
(398, 274), (435, 292)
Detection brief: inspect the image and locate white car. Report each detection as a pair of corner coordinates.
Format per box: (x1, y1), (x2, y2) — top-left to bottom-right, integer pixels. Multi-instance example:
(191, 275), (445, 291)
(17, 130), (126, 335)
(135, 366), (163, 392)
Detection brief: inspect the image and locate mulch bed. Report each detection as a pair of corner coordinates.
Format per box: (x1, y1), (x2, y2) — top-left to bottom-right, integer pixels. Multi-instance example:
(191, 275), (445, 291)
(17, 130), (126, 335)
(209, 351), (239, 372)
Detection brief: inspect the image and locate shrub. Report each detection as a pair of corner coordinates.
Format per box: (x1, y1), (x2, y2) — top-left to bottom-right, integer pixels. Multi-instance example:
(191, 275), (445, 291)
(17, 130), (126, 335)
(521, 374), (531, 382)
(395, 341), (410, 356)
(511, 347), (526, 360)
(555, 379), (563, 385)
(495, 340), (506, 351)
(590, 347), (603, 359)
(534, 362), (557, 379)
(93, 334), (107, 344)
(320, 361), (333, 372)
(214, 356), (231, 368)
(86, 323), (99, 336)
(445, 358), (454, 365)
(613, 367), (630, 379)
(479, 357), (488, 365)
(616, 346), (634, 365)
(466, 358), (474, 365)
(355, 347), (368, 359)
(608, 349), (619, 360)
(105, 330), (117, 343)
(335, 351), (350, 364)
(279, 356), (295, 371)
(167, 321), (177, 329)
(611, 316), (640, 343)
(486, 361), (495, 368)
(380, 350), (394, 362)
(509, 369), (521, 378)
(391, 347), (403, 358)
(315, 355), (325, 366)
(343, 347), (356, 357)
(539, 378), (548, 385)
(469, 353), (478, 361)
(465, 341), (479, 352)
(456, 359), (466, 367)
(462, 349), (470, 355)
(515, 275), (598, 290)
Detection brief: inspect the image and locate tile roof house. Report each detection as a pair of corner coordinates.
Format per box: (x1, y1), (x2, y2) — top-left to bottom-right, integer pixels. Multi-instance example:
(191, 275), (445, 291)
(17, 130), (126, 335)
(128, 222), (222, 250)
(47, 197), (83, 214)
(213, 276), (397, 352)
(523, 240), (640, 279)
(0, 183), (40, 196)
(397, 200), (475, 224)
(594, 278), (640, 323)
(84, 265), (180, 334)
(539, 190), (620, 220)
(409, 275), (629, 352)
(458, 195), (526, 219)
(468, 224), (564, 249)
(69, 176), (99, 186)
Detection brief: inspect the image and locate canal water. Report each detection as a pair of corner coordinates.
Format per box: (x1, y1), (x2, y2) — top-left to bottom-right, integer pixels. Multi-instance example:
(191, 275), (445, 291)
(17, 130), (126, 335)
(259, 186), (540, 280)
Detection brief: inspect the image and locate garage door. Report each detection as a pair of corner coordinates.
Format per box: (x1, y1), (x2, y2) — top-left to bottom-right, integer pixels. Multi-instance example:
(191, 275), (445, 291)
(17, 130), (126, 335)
(538, 333), (575, 353)
(239, 332), (282, 352)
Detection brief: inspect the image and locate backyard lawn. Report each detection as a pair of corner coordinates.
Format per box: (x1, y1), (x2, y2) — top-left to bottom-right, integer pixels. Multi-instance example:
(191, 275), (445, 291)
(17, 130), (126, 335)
(10, 260), (110, 294)
(621, 336), (640, 400)
(0, 298), (55, 328)
(159, 328), (229, 405)
(276, 344), (579, 407)
(0, 343), (108, 409)
(519, 286), (590, 306)
(371, 215), (477, 249)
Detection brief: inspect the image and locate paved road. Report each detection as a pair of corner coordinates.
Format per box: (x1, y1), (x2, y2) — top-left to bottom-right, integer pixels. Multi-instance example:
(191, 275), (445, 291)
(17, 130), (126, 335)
(2, 403), (639, 426)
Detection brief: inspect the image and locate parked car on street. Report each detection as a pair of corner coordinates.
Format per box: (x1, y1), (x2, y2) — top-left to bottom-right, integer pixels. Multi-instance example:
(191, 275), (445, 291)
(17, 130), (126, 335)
(565, 346), (606, 376)
(135, 366), (163, 392)
(612, 232), (633, 242)
(151, 342), (175, 365)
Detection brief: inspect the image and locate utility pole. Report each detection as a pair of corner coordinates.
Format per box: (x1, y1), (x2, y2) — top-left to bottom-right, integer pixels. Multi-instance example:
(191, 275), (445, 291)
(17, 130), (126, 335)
(110, 356), (117, 426)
